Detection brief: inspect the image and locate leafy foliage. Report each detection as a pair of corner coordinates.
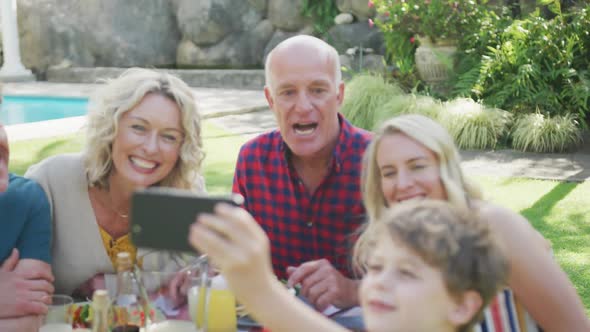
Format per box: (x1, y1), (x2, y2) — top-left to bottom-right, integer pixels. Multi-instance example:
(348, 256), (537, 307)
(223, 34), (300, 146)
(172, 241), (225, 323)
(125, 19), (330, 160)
(301, 0), (339, 35)
(371, 0), (590, 132)
(341, 74), (403, 130)
(378, 24), (420, 92)
(452, 5), (590, 126)
(372, 0), (487, 43)
(373, 0), (493, 92)
(439, 98), (513, 150)
(511, 113), (583, 153)
(451, 6), (513, 97)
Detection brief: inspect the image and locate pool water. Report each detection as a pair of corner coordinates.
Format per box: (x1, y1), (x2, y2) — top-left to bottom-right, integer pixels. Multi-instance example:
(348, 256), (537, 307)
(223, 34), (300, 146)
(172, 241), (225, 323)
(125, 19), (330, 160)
(0, 96), (89, 126)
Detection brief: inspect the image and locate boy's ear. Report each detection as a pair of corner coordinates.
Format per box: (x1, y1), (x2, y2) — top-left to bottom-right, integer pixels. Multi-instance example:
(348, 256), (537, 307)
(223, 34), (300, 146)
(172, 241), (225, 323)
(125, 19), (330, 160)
(448, 290), (483, 326)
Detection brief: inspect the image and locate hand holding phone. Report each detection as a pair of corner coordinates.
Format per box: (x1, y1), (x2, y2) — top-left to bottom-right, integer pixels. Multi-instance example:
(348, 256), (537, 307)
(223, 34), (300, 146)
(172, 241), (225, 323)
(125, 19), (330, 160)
(130, 187), (244, 253)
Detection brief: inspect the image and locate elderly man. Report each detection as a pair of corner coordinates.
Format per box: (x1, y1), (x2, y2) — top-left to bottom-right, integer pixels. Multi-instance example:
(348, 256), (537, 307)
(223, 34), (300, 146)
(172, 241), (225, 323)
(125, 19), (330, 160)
(0, 119), (54, 331)
(232, 35), (371, 311)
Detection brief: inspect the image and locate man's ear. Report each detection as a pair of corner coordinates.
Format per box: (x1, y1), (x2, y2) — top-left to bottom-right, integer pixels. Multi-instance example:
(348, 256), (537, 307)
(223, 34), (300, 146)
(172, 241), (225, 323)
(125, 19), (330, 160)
(264, 86), (275, 110)
(448, 290), (483, 326)
(336, 81), (345, 106)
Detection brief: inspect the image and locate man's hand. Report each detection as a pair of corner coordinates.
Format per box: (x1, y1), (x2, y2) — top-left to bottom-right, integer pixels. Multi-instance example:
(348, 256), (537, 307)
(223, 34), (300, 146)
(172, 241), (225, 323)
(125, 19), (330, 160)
(0, 249), (54, 318)
(286, 259), (359, 311)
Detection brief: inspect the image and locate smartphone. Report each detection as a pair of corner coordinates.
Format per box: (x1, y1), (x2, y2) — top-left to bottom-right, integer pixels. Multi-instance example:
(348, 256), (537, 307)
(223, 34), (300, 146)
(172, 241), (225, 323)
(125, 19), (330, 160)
(130, 187), (244, 253)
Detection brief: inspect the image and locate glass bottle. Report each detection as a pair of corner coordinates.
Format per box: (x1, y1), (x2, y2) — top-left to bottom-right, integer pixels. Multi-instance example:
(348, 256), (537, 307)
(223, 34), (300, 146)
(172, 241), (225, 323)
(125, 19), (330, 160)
(91, 289), (111, 332)
(112, 252), (142, 332)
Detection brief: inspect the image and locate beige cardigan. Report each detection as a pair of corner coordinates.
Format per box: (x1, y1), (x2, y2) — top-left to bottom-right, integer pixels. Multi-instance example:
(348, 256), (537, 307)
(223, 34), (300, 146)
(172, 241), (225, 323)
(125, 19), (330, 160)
(26, 153), (201, 295)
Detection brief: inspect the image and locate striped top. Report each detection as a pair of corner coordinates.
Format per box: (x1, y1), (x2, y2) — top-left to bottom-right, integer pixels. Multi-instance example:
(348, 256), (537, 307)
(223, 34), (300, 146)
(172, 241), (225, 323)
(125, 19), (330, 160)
(474, 288), (542, 332)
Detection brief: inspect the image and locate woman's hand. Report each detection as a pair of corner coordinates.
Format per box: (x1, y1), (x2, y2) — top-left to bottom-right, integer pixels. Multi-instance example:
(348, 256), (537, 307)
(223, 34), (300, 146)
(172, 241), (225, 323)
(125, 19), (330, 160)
(188, 203), (274, 300)
(166, 270), (190, 308)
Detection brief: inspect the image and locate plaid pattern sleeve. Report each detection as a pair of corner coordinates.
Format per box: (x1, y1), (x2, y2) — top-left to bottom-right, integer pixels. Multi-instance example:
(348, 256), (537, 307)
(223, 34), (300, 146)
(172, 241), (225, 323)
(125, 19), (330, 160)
(232, 114), (372, 280)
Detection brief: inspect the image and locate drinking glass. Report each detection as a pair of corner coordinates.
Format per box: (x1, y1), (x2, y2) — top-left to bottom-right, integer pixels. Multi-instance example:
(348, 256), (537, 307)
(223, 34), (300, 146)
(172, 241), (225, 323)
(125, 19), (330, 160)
(186, 257), (237, 332)
(39, 294), (74, 332)
(136, 252), (202, 331)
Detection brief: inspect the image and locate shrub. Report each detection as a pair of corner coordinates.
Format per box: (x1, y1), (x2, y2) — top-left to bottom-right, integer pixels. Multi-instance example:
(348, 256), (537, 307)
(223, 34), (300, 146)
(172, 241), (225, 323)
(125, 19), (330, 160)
(453, 5), (590, 126)
(511, 113), (583, 153)
(372, 94), (443, 130)
(301, 0), (338, 35)
(373, 0), (493, 92)
(440, 98), (513, 150)
(341, 74), (403, 130)
(372, 0), (486, 44)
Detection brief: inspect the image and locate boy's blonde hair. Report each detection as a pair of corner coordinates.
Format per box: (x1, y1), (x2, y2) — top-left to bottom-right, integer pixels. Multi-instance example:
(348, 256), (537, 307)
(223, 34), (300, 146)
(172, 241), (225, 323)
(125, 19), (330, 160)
(367, 200), (509, 332)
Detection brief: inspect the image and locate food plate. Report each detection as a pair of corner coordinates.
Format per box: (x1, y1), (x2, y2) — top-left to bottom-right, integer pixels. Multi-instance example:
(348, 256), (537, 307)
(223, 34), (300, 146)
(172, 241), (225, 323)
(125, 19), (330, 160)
(70, 302), (166, 329)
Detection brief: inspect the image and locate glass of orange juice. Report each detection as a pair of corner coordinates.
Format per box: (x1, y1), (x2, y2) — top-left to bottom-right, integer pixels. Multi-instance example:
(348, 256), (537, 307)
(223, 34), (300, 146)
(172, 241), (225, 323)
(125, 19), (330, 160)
(186, 260), (237, 332)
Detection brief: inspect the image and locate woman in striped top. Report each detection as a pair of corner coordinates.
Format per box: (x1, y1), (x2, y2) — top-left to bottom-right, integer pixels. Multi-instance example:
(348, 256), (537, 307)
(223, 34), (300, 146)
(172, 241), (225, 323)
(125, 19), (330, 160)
(355, 114), (590, 332)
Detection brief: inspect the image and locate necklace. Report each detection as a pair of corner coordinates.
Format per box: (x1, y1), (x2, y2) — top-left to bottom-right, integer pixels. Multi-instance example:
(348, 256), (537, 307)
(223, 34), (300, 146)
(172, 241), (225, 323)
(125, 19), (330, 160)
(115, 211), (129, 219)
(94, 187), (129, 219)
(106, 201), (129, 219)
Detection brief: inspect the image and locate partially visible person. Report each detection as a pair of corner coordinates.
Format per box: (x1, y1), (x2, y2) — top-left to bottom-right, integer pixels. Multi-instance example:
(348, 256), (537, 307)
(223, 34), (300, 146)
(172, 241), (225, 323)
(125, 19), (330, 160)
(355, 114), (590, 332)
(189, 199), (508, 332)
(232, 35), (372, 310)
(0, 120), (8, 192)
(26, 68), (205, 299)
(0, 119), (54, 331)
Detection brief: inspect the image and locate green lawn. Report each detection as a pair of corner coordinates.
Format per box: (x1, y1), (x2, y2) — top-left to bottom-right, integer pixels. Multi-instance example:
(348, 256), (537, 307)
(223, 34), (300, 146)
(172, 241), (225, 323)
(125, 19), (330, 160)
(8, 122), (590, 316)
(475, 176), (590, 316)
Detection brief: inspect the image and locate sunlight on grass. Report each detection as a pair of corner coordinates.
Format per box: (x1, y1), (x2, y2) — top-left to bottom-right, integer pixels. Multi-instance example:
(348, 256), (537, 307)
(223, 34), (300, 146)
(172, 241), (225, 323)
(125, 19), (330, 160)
(474, 176), (590, 315)
(9, 133), (85, 175)
(201, 122), (247, 193)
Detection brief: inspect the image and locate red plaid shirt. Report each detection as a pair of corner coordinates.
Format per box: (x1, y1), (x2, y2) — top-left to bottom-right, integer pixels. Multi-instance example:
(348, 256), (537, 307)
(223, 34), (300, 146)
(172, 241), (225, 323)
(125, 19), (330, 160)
(232, 114), (372, 280)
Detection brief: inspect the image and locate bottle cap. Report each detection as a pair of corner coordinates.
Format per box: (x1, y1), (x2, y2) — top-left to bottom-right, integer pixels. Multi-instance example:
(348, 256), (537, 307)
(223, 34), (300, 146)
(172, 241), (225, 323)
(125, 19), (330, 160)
(92, 289), (110, 309)
(116, 252), (133, 270)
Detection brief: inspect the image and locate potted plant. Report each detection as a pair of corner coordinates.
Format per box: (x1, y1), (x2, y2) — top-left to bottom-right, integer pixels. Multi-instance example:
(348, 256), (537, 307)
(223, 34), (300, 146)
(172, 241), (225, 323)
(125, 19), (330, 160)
(372, 0), (487, 88)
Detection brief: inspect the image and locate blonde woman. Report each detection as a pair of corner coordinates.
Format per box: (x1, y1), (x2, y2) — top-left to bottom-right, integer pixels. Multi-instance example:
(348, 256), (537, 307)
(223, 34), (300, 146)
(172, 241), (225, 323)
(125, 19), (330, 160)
(26, 68), (205, 298)
(355, 114), (589, 332)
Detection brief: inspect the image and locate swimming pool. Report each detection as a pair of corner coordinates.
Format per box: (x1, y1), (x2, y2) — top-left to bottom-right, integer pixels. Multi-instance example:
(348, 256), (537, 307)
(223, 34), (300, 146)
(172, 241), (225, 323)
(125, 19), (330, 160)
(0, 96), (89, 126)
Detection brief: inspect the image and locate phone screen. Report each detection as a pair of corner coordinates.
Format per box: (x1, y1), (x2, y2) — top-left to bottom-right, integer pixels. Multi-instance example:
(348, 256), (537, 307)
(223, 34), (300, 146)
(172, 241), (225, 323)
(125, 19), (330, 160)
(130, 187), (243, 253)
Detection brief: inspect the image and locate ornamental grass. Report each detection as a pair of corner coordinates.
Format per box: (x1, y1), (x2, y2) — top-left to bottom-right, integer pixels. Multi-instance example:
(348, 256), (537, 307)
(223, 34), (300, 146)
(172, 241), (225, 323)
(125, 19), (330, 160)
(341, 74), (403, 131)
(511, 113), (583, 153)
(372, 94), (443, 130)
(439, 98), (512, 150)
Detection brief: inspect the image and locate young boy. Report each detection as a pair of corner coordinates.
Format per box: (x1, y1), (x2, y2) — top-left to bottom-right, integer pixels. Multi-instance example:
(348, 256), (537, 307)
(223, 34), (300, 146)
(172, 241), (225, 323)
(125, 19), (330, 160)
(360, 200), (508, 332)
(190, 199), (508, 332)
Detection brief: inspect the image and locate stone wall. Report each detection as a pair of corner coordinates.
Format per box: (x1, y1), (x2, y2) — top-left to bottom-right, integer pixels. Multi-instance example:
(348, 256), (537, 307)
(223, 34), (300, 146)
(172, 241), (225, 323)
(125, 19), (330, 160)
(5, 0), (383, 75)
